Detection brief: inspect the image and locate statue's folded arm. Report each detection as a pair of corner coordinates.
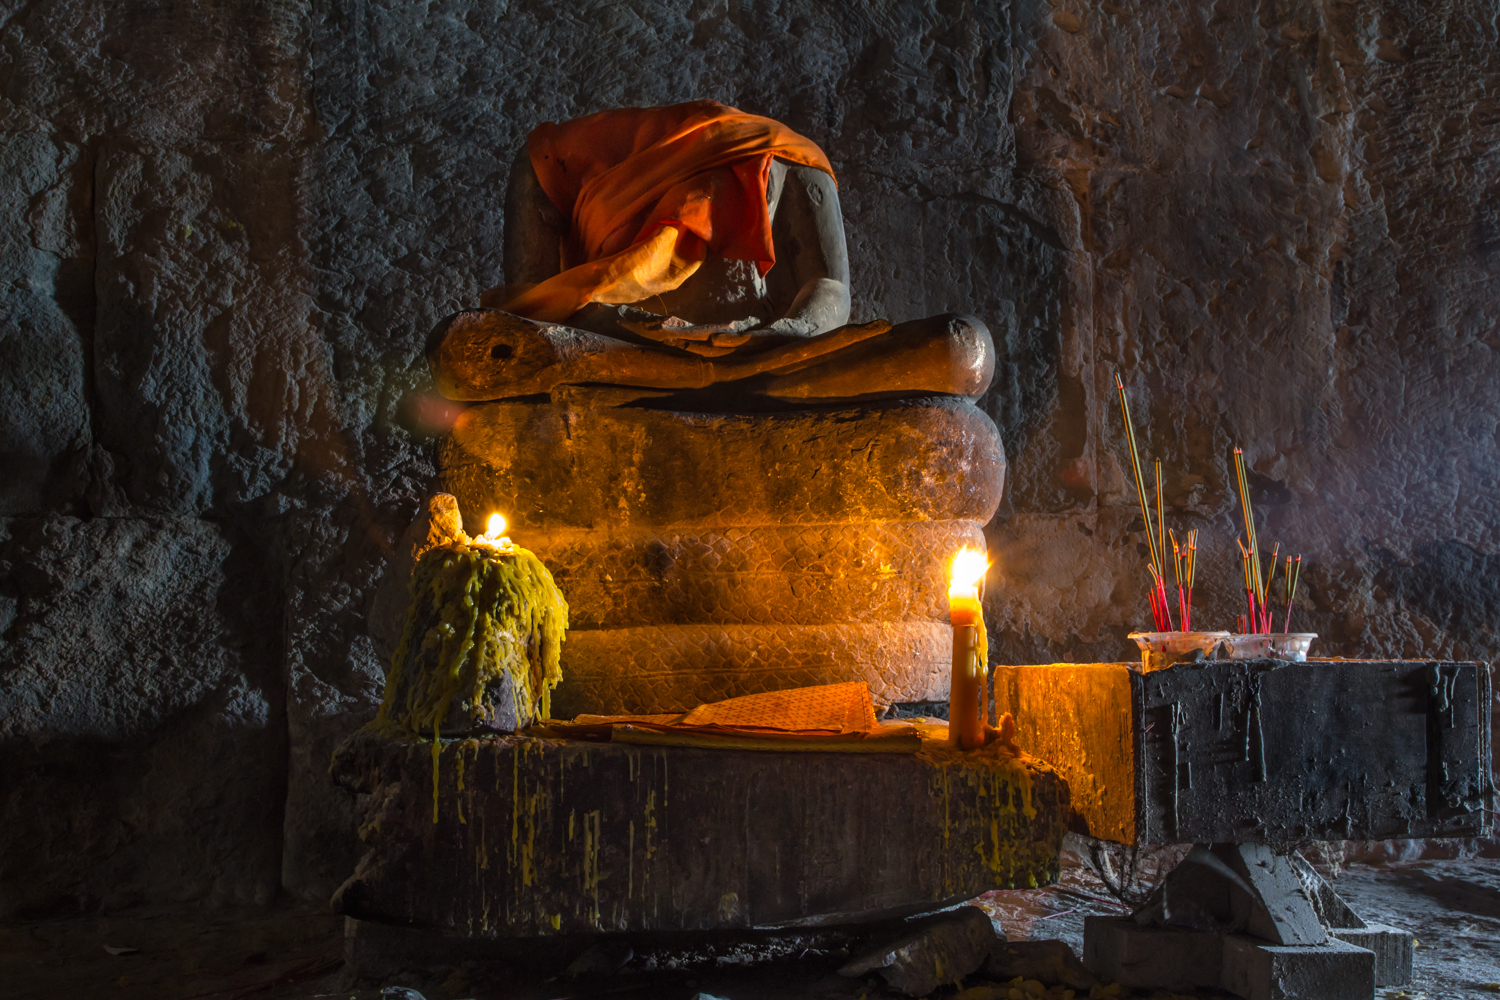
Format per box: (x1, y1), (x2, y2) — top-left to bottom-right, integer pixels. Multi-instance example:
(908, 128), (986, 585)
(501, 146), (568, 293)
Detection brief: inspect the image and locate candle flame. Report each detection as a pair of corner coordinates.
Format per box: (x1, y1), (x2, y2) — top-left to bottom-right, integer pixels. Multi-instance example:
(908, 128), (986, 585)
(485, 512), (507, 539)
(949, 548), (989, 595)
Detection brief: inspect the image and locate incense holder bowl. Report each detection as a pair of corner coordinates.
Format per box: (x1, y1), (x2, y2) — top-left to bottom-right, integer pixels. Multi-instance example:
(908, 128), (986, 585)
(1223, 633), (1275, 659)
(1128, 631), (1230, 672)
(1269, 632), (1317, 662)
(1223, 632), (1319, 661)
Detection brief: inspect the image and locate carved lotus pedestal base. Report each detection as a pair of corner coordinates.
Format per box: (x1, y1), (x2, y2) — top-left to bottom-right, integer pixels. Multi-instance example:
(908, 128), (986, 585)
(436, 395), (1006, 716)
(329, 727), (1067, 945)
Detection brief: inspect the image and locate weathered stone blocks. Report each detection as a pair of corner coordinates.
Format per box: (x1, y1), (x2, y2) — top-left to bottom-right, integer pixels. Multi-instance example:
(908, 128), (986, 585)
(1082, 917), (1222, 993)
(1328, 925), (1413, 987)
(0, 516), (283, 916)
(1083, 918), (1378, 1000)
(437, 396), (1005, 714)
(994, 660), (1492, 845)
(93, 140), (315, 514)
(839, 906), (1002, 995)
(1220, 935), (1375, 1000)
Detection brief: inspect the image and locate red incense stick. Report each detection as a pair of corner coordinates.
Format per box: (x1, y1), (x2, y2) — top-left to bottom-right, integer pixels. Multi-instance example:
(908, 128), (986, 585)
(1260, 543), (1280, 633)
(1237, 538), (1255, 631)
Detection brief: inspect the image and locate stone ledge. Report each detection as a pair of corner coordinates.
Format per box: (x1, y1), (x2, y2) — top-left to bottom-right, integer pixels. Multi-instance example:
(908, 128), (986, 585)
(331, 728), (1067, 937)
(995, 660), (1493, 845)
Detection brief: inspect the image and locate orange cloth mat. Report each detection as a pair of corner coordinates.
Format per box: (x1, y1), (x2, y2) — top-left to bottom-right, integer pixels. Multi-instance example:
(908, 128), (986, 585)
(503, 100), (835, 322)
(534, 682), (921, 753)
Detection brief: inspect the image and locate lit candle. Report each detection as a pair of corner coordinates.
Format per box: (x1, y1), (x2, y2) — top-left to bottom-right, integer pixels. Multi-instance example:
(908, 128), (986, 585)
(475, 512), (512, 550)
(948, 548), (989, 750)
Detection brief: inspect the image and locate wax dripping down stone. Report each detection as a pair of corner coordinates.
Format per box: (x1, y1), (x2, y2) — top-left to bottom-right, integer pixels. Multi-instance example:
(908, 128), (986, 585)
(376, 499), (568, 736)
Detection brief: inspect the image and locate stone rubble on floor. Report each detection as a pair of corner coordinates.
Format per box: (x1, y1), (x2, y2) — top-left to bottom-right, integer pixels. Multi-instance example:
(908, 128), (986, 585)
(839, 906), (1003, 996)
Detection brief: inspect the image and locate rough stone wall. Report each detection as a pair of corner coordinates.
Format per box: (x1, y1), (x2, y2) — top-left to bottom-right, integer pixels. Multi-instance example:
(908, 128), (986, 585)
(0, 0), (1494, 914)
(993, 0), (1500, 673)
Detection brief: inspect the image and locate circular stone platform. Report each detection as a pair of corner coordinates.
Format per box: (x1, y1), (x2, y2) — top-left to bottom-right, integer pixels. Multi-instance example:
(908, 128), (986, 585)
(437, 396), (1005, 715)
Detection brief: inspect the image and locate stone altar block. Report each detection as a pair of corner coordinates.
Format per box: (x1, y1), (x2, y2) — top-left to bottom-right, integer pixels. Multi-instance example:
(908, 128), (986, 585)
(438, 395), (1005, 717)
(992, 659), (1492, 844)
(995, 659), (1493, 1000)
(331, 727), (1067, 937)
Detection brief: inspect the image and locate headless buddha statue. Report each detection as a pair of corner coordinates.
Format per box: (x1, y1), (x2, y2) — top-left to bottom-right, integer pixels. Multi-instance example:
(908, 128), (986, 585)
(428, 100), (995, 404)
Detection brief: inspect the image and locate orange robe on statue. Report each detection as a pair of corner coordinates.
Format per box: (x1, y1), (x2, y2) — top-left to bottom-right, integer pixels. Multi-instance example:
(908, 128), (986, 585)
(502, 101), (836, 323)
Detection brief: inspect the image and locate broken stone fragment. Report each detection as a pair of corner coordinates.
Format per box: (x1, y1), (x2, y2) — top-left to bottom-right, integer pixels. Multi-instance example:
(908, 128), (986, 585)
(982, 939), (1098, 991)
(839, 906), (1002, 996)
(368, 492), (470, 663)
(1133, 843), (1326, 945)
(563, 941), (633, 978)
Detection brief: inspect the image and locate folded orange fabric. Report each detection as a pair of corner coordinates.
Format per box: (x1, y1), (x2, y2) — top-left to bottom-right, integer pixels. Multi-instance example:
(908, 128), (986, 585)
(503, 100), (835, 322)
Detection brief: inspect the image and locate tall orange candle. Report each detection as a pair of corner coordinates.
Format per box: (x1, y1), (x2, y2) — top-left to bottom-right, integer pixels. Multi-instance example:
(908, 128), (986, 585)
(948, 548), (989, 750)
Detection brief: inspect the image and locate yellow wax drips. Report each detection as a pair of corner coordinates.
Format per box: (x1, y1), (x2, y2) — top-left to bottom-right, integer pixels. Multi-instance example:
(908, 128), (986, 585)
(378, 541), (568, 737)
(972, 606), (988, 679)
(373, 540), (568, 823)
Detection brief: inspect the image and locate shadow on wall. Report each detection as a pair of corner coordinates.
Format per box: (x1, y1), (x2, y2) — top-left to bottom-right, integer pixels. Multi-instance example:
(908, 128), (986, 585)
(0, 704), (285, 919)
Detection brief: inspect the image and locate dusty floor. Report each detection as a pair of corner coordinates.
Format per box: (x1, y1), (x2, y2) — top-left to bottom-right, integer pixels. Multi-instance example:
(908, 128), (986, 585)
(3, 856), (1498, 1000)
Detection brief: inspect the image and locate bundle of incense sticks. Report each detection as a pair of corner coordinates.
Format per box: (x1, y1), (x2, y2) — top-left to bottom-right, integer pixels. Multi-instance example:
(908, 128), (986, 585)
(1282, 554), (1302, 632)
(1231, 448), (1302, 633)
(1114, 374), (1197, 631)
(1170, 528), (1199, 631)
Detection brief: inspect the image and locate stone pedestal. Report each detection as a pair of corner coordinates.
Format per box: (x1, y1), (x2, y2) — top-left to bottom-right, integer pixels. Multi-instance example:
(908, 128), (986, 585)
(1081, 843), (1414, 999)
(329, 726), (1066, 937)
(437, 396), (1005, 716)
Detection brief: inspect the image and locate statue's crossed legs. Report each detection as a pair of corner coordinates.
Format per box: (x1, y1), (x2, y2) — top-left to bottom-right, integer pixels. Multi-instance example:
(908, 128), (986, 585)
(428, 309), (994, 404)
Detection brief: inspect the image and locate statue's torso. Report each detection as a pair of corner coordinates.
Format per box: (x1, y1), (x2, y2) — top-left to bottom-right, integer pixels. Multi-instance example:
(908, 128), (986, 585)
(609, 160), (795, 328)
(645, 256), (773, 325)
